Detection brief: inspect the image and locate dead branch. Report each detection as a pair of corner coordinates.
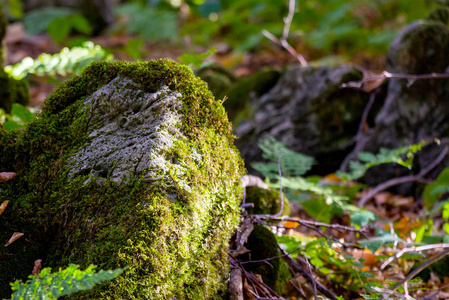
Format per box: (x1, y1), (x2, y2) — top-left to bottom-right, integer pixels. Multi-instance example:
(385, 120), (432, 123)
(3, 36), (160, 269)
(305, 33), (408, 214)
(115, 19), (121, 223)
(253, 215), (369, 234)
(279, 247), (339, 300)
(381, 243), (449, 270)
(342, 70), (449, 89)
(380, 248), (449, 300)
(262, 0), (307, 66)
(340, 89), (378, 171)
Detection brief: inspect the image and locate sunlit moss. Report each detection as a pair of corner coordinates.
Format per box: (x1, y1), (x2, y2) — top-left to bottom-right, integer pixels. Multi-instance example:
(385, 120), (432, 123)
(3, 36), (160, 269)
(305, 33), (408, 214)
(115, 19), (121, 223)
(0, 59), (244, 299)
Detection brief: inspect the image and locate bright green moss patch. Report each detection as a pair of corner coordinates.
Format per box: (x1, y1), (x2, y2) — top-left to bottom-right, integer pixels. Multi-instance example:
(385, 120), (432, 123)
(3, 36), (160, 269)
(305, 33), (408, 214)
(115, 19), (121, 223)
(0, 59), (244, 299)
(245, 186), (290, 216)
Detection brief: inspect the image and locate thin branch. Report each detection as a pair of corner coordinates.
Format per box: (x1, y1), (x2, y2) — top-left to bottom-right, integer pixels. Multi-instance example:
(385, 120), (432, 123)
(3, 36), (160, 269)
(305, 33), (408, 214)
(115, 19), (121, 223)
(240, 246), (302, 265)
(282, 0), (296, 40)
(304, 255), (318, 300)
(262, 0), (307, 66)
(381, 243), (449, 270)
(358, 146), (449, 207)
(279, 247), (339, 300)
(342, 70), (449, 89)
(253, 215), (369, 234)
(380, 248), (449, 300)
(289, 278), (308, 299)
(274, 150), (284, 217)
(340, 90), (378, 171)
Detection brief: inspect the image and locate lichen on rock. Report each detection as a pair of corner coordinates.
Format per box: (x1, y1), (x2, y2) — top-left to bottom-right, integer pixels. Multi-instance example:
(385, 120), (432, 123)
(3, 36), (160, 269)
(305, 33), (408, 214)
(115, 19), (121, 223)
(0, 59), (244, 299)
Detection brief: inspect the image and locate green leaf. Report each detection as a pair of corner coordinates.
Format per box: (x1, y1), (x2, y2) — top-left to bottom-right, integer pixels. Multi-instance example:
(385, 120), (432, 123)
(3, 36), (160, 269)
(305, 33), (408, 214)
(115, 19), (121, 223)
(5, 42), (113, 80)
(69, 14), (93, 35)
(359, 235), (404, 254)
(11, 104), (34, 123)
(23, 7), (75, 35)
(350, 210), (376, 227)
(251, 137), (315, 178)
(2, 120), (23, 130)
(338, 142), (426, 181)
(47, 16), (72, 44)
(178, 48), (216, 69)
(11, 264), (124, 299)
(423, 168), (449, 210)
(6, 0), (23, 19)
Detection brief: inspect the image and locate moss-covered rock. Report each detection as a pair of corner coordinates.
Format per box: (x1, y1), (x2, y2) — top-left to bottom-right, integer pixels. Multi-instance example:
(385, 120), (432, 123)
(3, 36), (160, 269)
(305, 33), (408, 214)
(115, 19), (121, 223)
(240, 225), (290, 295)
(245, 186), (290, 216)
(223, 68), (281, 126)
(197, 64), (237, 100)
(343, 13), (449, 193)
(0, 59), (244, 299)
(235, 65), (371, 175)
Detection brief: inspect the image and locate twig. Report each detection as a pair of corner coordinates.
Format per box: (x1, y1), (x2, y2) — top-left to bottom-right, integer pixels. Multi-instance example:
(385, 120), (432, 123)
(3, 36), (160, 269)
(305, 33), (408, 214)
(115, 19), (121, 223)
(381, 243), (449, 270)
(340, 90), (378, 171)
(240, 246), (302, 265)
(262, 0), (307, 66)
(358, 146), (449, 207)
(342, 70), (449, 89)
(380, 248), (449, 300)
(229, 267), (243, 300)
(304, 255), (318, 300)
(253, 215), (369, 234)
(274, 150), (284, 217)
(279, 247), (339, 300)
(371, 286), (413, 299)
(289, 278), (308, 299)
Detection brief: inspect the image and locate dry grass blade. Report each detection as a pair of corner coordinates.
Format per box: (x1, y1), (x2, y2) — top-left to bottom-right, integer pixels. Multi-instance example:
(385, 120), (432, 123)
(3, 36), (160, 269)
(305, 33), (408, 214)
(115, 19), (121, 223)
(5, 232), (24, 247)
(0, 172), (17, 183)
(0, 200), (9, 216)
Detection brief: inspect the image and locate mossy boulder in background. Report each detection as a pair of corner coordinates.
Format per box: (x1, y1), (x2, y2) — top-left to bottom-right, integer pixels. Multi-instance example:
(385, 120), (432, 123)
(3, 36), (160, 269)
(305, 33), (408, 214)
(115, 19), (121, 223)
(197, 65), (281, 126)
(245, 185), (290, 216)
(0, 59), (244, 299)
(239, 225), (290, 295)
(222, 68), (281, 126)
(343, 11), (449, 193)
(235, 65), (371, 175)
(0, 3), (29, 113)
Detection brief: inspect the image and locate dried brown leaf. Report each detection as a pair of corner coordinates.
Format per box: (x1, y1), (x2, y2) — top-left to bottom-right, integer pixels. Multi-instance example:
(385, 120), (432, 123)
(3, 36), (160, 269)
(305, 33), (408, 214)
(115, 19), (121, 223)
(32, 259), (42, 276)
(362, 70), (386, 93)
(0, 200), (9, 216)
(0, 172), (17, 183)
(5, 232), (24, 247)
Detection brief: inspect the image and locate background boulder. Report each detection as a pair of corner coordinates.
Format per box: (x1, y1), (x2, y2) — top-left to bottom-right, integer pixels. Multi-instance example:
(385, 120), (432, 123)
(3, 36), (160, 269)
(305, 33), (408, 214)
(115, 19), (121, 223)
(235, 65), (370, 175)
(344, 12), (449, 192)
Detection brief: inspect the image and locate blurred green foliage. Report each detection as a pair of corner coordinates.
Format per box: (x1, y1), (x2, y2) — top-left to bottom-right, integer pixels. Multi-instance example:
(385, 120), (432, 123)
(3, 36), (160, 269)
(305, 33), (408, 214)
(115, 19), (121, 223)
(9, 0), (440, 61)
(5, 41), (113, 80)
(11, 264), (123, 300)
(23, 7), (92, 43)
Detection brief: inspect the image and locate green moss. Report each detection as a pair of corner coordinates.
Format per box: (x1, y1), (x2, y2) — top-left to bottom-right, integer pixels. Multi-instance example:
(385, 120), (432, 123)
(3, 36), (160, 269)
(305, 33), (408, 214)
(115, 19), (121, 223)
(427, 7), (449, 25)
(0, 69), (30, 113)
(0, 2), (6, 66)
(197, 64), (237, 99)
(0, 59), (244, 299)
(241, 225), (289, 295)
(221, 68), (281, 124)
(245, 186), (290, 216)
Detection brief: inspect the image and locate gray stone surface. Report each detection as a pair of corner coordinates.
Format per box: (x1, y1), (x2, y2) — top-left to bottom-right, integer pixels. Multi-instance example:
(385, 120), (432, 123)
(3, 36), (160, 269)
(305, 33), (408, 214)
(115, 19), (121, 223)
(344, 18), (449, 190)
(68, 76), (192, 185)
(235, 65), (369, 174)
